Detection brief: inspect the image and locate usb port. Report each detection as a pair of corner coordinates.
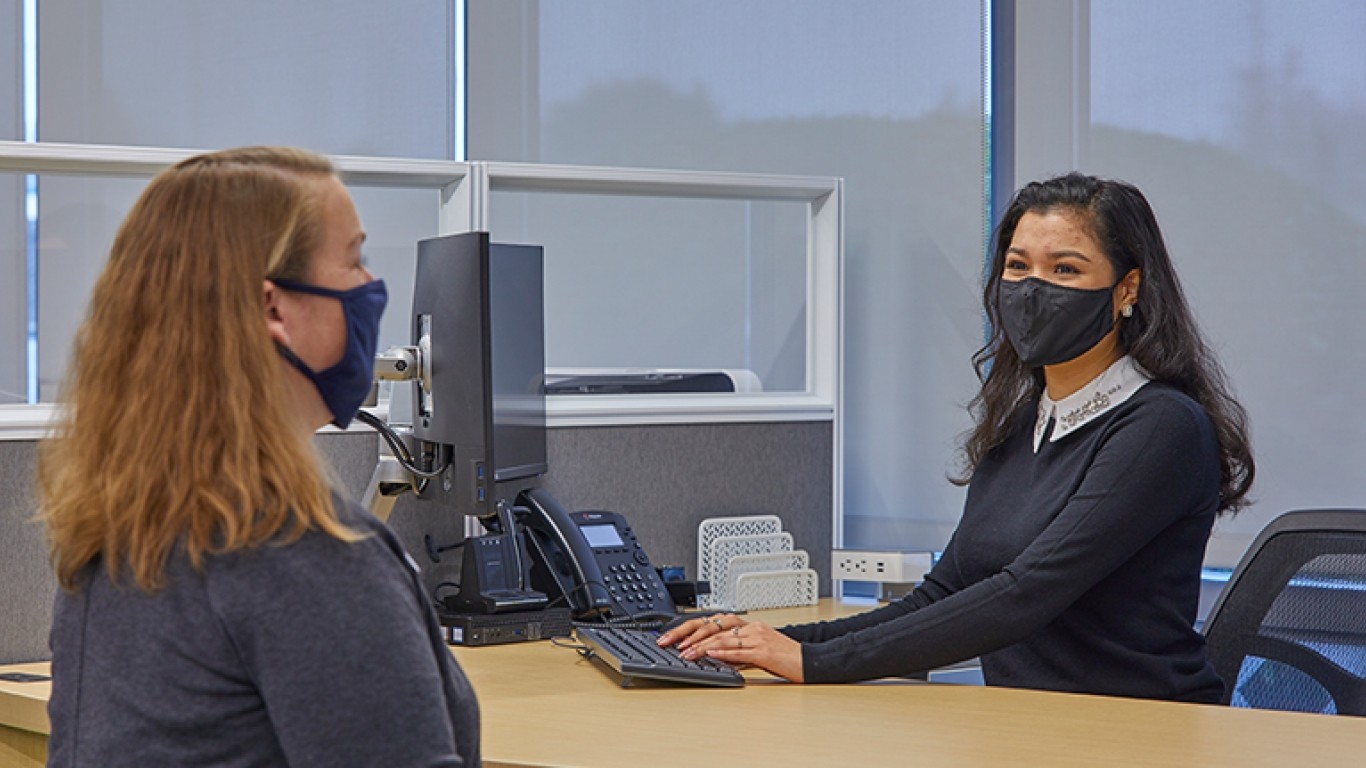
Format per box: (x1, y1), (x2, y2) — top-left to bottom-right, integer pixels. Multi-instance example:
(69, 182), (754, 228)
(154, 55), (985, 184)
(477, 486), (486, 502)
(475, 463), (485, 480)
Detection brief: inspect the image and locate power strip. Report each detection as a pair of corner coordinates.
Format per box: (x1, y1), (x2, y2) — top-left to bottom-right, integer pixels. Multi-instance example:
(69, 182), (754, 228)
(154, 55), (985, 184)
(831, 550), (933, 583)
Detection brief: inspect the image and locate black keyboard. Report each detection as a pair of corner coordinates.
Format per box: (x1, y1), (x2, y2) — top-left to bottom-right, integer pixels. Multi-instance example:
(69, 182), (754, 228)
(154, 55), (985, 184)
(575, 626), (744, 688)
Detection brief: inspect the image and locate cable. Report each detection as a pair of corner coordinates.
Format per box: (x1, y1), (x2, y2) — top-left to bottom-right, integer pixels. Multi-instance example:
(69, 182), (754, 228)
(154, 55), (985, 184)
(551, 636), (591, 652)
(515, 521), (676, 627)
(354, 410), (449, 480)
(425, 534), (466, 564)
(541, 591), (573, 612)
(559, 573), (672, 628)
(431, 580), (463, 613)
(520, 525), (628, 619)
(353, 410), (413, 462)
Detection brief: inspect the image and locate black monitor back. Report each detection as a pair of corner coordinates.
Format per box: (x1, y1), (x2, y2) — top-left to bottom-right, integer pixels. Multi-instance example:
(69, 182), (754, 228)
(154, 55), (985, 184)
(410, 232), (546, 518)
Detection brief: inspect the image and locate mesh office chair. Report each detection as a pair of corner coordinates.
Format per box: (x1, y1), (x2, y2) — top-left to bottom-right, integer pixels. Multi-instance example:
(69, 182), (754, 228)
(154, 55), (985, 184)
(1203, 509), (1366, 715)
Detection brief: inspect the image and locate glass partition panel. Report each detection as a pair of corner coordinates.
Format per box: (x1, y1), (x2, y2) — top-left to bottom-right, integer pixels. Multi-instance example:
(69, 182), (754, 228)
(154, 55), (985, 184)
(0, 172), (24, 404)
(348, 185), (442, 422)
(1, 2), (25, 402)
(27, 176), (441, 404)
(489, 190), (808, 393)
(17, 0), (460, 407)
(347, 186), (442, 362)
(34, 175), (144, 400)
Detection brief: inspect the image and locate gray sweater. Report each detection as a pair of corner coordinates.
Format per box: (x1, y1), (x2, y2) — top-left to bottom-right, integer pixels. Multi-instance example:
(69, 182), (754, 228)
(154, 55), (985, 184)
(47, 497), (480, 767)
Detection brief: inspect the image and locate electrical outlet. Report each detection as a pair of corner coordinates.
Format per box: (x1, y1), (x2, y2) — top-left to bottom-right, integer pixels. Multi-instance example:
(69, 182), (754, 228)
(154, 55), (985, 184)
(831, 550), (933, 583)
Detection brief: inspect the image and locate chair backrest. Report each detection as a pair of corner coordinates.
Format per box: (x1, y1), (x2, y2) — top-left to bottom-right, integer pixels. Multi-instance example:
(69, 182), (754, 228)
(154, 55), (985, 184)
(1204, 509), (1366, 715)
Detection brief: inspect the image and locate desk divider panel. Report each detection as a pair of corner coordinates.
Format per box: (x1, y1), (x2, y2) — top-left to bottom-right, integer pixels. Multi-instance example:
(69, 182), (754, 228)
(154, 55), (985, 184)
(0, 422), (832, 663)
(0, 442), (49, 665)
(331, 423), (834, 613)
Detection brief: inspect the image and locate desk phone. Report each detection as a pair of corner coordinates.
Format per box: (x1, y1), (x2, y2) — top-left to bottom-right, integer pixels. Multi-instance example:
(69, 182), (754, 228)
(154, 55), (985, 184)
(517, 488), (675, 621)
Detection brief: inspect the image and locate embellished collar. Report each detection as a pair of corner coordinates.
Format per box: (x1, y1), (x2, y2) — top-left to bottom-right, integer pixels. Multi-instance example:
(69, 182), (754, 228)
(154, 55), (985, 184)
(1033, 355), (1151, 452)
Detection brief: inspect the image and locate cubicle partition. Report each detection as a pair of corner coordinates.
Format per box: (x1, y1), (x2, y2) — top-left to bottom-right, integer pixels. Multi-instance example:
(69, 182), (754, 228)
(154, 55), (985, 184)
(0, 142), (842, 663)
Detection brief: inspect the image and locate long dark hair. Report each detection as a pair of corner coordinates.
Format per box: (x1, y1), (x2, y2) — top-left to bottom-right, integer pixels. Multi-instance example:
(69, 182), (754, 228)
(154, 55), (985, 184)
(957, 172), (1254, 514)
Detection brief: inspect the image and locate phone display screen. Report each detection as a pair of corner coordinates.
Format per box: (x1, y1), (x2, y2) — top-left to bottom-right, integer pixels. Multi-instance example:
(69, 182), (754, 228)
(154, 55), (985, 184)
(579, 523), (625, 549)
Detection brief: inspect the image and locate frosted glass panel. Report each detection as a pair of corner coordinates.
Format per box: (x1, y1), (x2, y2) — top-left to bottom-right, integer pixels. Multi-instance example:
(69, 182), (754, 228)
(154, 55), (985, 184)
(349, 185), (442, 425)
(34, 176), (142, 400)
(490, 191), (807, 391)
(0, 173), (24, 404)
(37, 1), (453, 158)
(1090, 0), (1366, 564)
(0, 2), (24, 402)
(0, 0), (18, 141)
(22, 1), (456, 403)
(30, 177), (440, 403)
(469, 0), (987, 548)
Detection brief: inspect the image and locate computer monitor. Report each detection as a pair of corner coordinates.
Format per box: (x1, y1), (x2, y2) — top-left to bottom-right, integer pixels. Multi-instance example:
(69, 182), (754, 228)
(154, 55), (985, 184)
(409, 231), (546, 519)
(487, 246), (548, 483)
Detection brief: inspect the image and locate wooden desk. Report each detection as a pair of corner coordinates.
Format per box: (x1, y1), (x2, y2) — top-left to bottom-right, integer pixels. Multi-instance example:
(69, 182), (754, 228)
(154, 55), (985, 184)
(7, 601), (1366, 767)
(456, 603), (1366, 767)
(0, 662), (49, 767)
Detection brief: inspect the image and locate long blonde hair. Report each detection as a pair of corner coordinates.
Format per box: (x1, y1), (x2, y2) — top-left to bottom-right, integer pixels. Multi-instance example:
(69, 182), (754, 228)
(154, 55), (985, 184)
(40, 146), (359, 591)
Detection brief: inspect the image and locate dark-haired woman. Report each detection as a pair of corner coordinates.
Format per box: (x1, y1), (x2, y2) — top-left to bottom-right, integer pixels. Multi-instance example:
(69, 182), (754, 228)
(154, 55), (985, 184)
(660, 172), (1254, 703)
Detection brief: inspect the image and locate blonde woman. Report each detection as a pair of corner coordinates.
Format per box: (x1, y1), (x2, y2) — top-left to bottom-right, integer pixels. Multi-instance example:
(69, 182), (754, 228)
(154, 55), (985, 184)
(40, 147), (479, 766)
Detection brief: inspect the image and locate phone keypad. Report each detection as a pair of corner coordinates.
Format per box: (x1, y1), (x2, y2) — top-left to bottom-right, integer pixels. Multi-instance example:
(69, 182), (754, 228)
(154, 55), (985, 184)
(604, 562), (670, 612)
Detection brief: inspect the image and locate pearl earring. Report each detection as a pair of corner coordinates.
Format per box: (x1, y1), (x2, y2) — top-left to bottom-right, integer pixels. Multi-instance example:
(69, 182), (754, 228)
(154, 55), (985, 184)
(1121, 304), (1134, 318)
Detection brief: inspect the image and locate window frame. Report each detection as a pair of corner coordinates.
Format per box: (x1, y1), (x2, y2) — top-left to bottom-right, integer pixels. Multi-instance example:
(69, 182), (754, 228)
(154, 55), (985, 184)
(478, 160), (843, 427)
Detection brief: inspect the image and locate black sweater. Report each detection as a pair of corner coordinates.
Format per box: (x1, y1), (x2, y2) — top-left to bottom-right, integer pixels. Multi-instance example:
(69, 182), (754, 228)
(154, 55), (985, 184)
(784, 382), (1225, 702)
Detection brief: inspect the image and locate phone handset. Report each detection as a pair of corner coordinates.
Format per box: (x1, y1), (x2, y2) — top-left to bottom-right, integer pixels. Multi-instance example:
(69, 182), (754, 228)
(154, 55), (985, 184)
(516, 488), (612, 619)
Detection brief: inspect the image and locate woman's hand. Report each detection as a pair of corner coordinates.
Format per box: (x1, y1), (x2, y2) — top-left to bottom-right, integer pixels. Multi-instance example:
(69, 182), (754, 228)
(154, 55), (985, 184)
(657, 614), (804, 683)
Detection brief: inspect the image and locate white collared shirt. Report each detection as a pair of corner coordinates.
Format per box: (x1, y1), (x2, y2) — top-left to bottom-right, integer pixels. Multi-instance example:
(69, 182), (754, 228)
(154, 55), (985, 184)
(1033, 355), (1151, 452)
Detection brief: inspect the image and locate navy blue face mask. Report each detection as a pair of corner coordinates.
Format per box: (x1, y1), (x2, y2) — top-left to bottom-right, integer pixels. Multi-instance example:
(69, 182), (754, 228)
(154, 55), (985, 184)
(272, 278), (388, 429)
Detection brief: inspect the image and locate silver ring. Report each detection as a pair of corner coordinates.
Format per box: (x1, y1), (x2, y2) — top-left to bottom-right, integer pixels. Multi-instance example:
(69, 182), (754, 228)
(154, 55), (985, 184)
(732, 627), (741, 638)
(709, 617), (723, 628)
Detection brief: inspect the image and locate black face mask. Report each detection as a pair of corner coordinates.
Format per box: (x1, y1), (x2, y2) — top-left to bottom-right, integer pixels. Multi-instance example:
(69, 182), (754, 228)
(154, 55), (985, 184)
(997, 277), (1118, 367)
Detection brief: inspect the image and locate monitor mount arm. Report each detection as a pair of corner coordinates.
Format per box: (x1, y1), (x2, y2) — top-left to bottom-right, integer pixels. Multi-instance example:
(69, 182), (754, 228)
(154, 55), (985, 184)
(360, 430), (415, 522)
(360, 343), (431, 521)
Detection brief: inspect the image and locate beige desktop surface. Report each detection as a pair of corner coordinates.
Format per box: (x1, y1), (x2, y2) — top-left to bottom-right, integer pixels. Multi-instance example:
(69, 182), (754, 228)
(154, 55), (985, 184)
(0, 662), (50, 767)
(454, 601), (1366, 768)
(7, 601), (1366, 767)
(0, 663), (49, 735)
